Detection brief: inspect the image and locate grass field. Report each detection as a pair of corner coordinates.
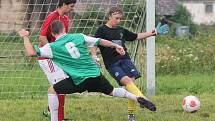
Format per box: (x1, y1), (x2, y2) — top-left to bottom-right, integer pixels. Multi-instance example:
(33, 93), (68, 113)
(0, 94), (214, 121)
(1, 34), (215, 120)
(1, 73), (215, 121)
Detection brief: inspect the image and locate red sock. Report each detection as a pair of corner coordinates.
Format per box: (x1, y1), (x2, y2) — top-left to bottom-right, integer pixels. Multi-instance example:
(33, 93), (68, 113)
(58, 94), (65, 121)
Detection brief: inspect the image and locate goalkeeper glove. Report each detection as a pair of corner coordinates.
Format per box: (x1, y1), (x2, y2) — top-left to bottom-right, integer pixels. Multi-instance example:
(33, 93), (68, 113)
(155, 22), (169, 35)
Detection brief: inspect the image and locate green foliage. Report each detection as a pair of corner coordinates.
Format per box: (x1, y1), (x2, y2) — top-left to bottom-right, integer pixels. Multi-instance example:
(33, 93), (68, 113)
(169, 5), (197, 36)
(154, 18), (215, 75)
(156, 34), (215, 75)
(170, 5), (192, 25)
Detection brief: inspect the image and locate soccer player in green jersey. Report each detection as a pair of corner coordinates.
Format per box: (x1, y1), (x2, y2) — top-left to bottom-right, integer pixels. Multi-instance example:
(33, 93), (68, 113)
(38, 1), (77, 119)
(18, 20), (156, 121)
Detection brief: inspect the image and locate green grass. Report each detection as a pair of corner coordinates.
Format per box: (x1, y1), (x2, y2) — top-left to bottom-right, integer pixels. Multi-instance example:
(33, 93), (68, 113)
(1, 32), (215, 120)
(1, 73), (215, 121)
(0, 94), (214, 121)
(156, 73), (215, 95)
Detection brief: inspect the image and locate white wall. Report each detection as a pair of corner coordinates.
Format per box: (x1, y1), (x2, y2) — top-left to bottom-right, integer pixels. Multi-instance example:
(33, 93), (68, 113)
(0, 0), (24, 33)
(183, 2), (215, 25)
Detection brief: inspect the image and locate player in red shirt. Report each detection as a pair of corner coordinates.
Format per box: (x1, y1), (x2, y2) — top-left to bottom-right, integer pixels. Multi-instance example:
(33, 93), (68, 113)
(38, 0), (76, 121)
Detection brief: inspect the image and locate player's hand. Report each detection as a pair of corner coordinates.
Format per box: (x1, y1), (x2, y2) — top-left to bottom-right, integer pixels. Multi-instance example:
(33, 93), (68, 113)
(155, 22), (169, 35)
(92, 55), (101, 67)
(18, 29), (29, 38)
(115, 45), (125, 55)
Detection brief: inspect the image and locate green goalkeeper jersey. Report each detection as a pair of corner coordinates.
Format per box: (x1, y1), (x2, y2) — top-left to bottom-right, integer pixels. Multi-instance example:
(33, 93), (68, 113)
(34, 33), (101, 85)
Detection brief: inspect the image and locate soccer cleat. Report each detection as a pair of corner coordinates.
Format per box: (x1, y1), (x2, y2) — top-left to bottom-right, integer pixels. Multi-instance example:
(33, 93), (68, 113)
(128, 114), (135, 121)
(137, 97), (156, 112)
(43, 108), (51, 117)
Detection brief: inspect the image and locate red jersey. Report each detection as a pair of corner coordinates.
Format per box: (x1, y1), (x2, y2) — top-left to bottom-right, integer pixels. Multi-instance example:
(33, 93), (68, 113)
(38, 10), (69, 60)
(40, 10), (69, 45)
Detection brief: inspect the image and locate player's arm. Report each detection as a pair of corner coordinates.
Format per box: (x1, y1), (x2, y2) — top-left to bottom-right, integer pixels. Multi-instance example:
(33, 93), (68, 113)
(99, 39), (125, 55)
(136, 31), (155, 40)
(83, 34), (125, 55)
(90, 47), (97, 56)
(89, 47), (100, 66)
(19, 29), (53, 58)
(136, 22), (169, 40)
(89, 27), (102, 65)
(18, 29), (36, 57)
(39, 35), (49, 46)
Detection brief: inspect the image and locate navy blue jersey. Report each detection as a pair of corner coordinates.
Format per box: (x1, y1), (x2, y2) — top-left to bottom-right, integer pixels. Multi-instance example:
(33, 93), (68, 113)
(95, 25), (137, 69)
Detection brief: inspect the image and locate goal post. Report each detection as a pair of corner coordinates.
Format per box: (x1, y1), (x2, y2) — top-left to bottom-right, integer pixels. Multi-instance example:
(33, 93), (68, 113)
(146, 0), (155, 97)
(0, 0), (153, 99)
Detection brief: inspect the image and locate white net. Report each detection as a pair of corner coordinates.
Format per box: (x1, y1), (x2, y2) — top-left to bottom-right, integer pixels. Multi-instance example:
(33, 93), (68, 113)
(0, 0), (146, 99)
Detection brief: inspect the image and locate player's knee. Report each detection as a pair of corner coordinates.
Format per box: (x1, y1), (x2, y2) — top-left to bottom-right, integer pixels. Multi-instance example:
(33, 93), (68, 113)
(48, 86), (57, 94)
(120, 76), (133, 85)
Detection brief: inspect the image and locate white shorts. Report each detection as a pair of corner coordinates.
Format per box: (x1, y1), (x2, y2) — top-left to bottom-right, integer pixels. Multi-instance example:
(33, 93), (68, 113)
(38, 59), (68, 85)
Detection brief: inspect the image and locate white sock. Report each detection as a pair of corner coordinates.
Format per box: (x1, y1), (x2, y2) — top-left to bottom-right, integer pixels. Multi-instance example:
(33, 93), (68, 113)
(48, 94), (59, 121)
(112, 88), (137, 101)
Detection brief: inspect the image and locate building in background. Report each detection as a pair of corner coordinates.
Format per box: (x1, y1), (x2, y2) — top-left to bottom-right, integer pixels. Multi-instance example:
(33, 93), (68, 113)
(0, 0), (59, 33)
(0, 0), (24, 33)
(0, 0), (120, 33)
(156, 0), (215, 25)
(156, 0), (179, 16)
(180, 0), (215, 25)
(1, 0), (215, 34)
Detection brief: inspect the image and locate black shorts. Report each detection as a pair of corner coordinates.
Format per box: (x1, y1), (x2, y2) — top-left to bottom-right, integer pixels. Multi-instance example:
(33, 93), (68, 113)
(108, 59), (141, 86)
(53, 75), (114, 95)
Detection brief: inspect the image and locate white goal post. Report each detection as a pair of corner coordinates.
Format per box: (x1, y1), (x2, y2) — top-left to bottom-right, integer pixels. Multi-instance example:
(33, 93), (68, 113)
(0, 0), (155, 99)
(146, 0), (155, 97)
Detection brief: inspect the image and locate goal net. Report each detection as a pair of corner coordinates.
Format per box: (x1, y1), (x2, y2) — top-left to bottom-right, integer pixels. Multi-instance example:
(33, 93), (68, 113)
(0, 0), (146, 99)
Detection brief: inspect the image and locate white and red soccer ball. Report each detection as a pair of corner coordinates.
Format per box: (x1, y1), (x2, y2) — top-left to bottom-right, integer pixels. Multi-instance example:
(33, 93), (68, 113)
(182, 95), (200, 113)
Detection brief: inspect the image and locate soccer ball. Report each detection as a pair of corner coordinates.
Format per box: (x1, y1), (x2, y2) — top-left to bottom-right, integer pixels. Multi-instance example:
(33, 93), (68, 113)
(182, 95), (200, 113)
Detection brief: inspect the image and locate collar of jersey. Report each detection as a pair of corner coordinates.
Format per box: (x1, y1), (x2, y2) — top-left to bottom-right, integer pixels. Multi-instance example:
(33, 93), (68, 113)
(56, 33), (67, 41)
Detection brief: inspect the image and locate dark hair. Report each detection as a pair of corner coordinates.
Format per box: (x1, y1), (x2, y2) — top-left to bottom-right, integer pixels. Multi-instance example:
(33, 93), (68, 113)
(50, 20), (65, 34)
(107, 7), (123, 17)
(58, 0), (76, 7)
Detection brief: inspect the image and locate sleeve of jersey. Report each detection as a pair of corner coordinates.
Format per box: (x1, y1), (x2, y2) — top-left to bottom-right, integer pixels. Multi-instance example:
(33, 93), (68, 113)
(40, 16), (53, 36)
(34, 44), (53, 58)
(82, 34), (101, 47)
(94, 27), (102, 38)
(123, 28), (138, 41)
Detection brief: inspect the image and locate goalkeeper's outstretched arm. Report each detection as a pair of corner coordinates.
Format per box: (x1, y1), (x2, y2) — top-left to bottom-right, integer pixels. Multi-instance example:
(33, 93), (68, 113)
(136, 22), (169, 40)
(18, 29), (36, 57)
(136, 31), (156, 40)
